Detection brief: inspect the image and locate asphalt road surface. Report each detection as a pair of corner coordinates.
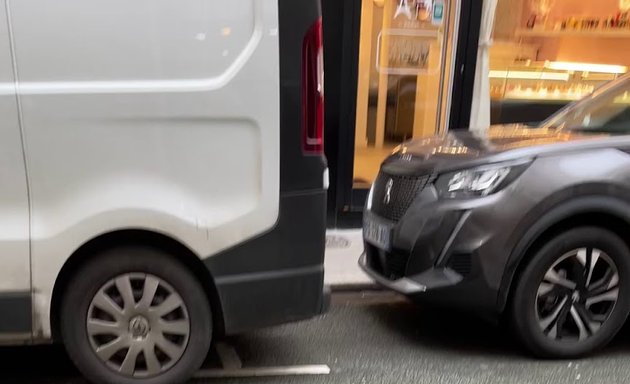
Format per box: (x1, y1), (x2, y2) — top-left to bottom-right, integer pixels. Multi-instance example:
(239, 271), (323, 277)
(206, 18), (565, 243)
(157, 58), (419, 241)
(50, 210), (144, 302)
(5, 291), (630, 384)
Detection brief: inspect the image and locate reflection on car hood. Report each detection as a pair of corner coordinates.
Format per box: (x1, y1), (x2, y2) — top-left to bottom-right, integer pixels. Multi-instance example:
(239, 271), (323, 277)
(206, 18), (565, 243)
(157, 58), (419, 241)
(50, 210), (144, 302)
(385, 124), (606, 173)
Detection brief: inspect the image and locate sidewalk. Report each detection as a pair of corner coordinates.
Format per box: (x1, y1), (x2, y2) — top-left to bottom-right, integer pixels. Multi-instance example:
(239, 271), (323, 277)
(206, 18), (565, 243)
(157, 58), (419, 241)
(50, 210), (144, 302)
(324, 229), (375, 289)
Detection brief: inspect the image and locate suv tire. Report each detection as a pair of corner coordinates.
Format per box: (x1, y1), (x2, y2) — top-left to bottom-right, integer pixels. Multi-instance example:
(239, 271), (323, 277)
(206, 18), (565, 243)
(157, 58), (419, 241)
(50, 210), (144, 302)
(511, 227), (630, 358)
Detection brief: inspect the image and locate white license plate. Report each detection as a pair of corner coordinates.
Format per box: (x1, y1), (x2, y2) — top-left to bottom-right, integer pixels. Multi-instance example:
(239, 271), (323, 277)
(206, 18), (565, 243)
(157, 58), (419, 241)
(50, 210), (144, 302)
(363, 213), (392, 251)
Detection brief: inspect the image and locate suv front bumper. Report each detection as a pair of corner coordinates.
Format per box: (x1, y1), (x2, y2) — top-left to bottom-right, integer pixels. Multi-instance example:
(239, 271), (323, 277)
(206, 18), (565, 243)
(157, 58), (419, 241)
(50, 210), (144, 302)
(359, 253), (462, 293)
(359, 185), (521, 314)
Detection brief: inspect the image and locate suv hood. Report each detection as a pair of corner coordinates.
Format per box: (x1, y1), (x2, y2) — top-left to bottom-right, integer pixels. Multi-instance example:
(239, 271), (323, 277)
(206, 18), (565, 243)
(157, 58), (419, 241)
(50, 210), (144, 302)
(385, 124), (604, 173)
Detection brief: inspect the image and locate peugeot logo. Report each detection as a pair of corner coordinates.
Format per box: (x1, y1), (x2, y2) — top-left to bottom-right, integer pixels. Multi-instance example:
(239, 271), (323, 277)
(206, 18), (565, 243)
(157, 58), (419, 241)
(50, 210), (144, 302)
(384, 178), (394, 205)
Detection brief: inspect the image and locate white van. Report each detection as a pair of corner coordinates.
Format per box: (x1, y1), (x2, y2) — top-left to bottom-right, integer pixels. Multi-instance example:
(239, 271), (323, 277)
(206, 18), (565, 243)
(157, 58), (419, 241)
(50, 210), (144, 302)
(0, 0), (327, 383)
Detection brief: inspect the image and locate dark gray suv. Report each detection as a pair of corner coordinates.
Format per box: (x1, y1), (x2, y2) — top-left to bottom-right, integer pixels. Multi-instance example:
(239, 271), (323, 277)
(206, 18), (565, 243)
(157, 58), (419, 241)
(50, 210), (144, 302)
(360, 75), (630, 358)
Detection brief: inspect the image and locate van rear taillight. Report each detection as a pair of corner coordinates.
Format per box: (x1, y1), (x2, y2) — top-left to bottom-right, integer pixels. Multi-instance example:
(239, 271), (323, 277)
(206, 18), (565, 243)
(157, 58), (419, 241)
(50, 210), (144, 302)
(302, 17), (324, 155)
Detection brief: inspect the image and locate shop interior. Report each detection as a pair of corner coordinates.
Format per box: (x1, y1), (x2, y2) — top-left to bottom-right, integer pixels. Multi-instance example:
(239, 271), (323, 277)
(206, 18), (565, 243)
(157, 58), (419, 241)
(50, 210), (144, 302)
(490, 0), (630, 124)
(352, 0), (459, 187)
(350, 0), (630, 189)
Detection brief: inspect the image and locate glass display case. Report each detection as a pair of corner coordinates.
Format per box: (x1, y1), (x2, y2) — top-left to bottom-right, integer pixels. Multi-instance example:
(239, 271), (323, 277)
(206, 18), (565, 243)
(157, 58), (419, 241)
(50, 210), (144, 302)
(489, 0), (630, 125)
(489, 60), (626, 124)
(490, 61), (623, 102)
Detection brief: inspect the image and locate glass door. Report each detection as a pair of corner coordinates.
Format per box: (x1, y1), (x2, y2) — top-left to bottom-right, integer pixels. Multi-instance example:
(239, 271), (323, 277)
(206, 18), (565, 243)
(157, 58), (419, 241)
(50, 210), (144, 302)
(353, 0), (460, 188)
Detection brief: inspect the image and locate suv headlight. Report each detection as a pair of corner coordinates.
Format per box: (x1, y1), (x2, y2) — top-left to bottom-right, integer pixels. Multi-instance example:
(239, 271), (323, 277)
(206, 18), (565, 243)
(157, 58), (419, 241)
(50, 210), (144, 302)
(435, 160), (531, 199)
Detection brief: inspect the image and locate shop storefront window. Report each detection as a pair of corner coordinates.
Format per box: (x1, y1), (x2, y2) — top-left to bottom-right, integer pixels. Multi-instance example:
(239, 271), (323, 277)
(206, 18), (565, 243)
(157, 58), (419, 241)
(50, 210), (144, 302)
(353, 0), (459, 187)
(490, 0), (630, 125)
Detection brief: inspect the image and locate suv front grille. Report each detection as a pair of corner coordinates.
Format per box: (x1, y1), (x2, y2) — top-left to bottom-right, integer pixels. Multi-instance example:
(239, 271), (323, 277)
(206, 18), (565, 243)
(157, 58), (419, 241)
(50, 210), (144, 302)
(366, 244), (409, 280)
(447, 253), (472, 277)
(370, 171), (432, 222)
(384, 251), (409, 279)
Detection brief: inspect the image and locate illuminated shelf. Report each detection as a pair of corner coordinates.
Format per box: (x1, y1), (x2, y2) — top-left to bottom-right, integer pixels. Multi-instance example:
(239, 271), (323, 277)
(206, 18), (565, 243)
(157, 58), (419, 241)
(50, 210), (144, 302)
(502, 94), (584, 101)
(516, 28), (630, 38)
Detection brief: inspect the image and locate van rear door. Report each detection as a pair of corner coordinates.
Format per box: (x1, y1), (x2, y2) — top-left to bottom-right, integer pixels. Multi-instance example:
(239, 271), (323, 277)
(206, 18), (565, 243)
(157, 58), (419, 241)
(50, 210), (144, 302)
(204, 0), (329, 334)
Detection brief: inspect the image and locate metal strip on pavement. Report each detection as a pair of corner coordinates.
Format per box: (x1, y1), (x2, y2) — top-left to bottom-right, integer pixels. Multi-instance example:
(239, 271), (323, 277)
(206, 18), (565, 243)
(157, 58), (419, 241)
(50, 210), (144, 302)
(194, 364), (331, 379)
(215, 342), (242, 370)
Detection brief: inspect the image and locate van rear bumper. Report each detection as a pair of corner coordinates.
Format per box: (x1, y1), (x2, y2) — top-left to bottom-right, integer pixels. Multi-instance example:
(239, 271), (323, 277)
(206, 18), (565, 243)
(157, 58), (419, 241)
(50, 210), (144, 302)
(204, 189), (328, 335)
(214, 265), (328, 334)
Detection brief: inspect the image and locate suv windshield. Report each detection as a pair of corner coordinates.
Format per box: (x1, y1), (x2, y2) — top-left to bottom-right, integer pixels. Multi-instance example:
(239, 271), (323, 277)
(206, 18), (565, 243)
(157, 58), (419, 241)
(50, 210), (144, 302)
(543, 76), (630, 134)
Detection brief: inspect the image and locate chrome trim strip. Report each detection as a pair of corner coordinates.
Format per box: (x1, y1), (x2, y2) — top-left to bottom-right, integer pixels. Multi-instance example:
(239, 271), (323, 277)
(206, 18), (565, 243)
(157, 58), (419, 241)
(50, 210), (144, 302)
(358, 253), (427, 294)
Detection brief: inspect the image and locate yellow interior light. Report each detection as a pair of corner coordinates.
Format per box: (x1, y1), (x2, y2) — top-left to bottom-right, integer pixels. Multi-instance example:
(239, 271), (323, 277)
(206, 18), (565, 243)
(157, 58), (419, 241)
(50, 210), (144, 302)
(489, 70), (570, 81)
(546, 62), (627, 74)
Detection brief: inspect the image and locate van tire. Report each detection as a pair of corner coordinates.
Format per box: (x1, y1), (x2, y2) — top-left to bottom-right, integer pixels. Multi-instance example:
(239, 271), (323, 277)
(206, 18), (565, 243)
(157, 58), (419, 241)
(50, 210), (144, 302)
(60, 246), (212, 384)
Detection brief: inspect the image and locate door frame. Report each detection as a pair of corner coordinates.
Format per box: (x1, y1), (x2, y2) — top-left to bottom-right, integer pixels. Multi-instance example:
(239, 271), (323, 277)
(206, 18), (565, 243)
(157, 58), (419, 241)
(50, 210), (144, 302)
(324, 0), (483, 228)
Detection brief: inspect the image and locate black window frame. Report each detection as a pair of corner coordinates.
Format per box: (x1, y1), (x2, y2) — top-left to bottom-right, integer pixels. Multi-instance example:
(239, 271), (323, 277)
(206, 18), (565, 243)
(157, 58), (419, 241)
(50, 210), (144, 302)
(324, 0), (483, 228)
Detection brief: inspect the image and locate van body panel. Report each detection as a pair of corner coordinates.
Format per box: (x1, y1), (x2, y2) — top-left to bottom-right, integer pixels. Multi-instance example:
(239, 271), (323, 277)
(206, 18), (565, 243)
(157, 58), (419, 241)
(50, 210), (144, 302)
(0, 0), (326, 345)
(0, 1), (29, 292)
(8, 0), (280, 337)
(207, 190), (327, 334)
(9, 0), (258, 83)
(0, 2), (31, 335)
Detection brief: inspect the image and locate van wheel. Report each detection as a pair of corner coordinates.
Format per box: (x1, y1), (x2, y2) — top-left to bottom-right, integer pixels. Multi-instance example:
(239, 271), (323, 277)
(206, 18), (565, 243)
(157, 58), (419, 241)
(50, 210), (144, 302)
(60, 247), (212, 384)
(511, 227), (630, 358)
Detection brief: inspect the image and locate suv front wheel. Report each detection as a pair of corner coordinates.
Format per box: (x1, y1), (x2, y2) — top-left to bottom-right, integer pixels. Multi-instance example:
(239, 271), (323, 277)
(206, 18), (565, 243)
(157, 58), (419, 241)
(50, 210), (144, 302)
(511, 227), (630, 358)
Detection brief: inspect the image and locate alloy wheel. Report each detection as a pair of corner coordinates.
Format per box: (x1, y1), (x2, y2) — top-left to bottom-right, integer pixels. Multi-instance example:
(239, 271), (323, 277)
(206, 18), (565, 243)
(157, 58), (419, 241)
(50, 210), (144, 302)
(536, 248), (619, 342)
(86, 273), (190, 378)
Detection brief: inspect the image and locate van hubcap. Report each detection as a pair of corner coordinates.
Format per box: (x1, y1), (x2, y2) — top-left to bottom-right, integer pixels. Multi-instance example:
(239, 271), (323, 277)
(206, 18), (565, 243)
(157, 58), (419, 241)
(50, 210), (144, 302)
(86, 273), (190, 378)
(129, 315), (151, 339)
(536, 248), (619, 342)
